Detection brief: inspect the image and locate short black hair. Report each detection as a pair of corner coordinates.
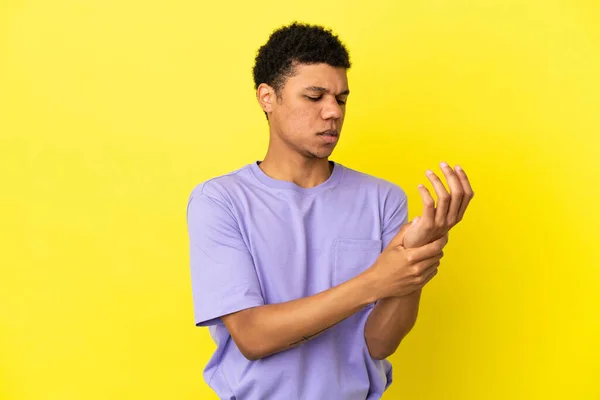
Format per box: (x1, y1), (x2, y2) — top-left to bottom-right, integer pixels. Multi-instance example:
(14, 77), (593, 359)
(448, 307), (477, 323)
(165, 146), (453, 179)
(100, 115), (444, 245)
(252, 22), (351, 94)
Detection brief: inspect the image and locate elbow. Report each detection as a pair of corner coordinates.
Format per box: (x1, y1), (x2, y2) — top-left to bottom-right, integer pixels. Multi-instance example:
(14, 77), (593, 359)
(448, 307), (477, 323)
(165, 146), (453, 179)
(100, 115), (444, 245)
(231, 335), (265, 361)
(367, 343), (397, 360)
(372, 353), (392, 361)
(365, 334), (393, 360)
(240, 343), (278, 361)
(230, 331), (271, 361)
(365, 332), (409, 360)
(239, 348), (262, 361)
(222, 310), (271, 361)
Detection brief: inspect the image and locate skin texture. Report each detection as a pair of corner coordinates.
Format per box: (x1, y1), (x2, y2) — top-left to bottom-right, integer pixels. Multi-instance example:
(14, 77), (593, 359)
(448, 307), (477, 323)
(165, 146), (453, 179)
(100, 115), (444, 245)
(364, 162), (474, 359)
(255, 62), (348, 188)
(220, 62), (475, 361)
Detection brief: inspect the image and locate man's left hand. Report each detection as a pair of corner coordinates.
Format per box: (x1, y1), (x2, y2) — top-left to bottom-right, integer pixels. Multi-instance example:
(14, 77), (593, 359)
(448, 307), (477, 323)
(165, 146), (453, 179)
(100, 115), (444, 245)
(403, 162), (475, 249)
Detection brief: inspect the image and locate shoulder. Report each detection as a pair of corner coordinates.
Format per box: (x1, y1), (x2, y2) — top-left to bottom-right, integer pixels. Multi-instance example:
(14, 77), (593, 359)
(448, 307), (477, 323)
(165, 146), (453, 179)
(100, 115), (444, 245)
(188, 164), (254, 204)
(339, 164), (407, 204)
(186, 164), (259, 224)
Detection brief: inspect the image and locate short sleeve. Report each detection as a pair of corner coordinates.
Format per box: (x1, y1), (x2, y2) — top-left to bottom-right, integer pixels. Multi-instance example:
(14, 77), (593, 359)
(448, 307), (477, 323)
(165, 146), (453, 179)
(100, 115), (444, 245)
(186, 186), (264, 327)
(381, 184), (409, 249)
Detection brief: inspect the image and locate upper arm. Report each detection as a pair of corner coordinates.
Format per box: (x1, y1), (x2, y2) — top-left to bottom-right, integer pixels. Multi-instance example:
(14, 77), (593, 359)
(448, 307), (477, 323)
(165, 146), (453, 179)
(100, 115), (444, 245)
(186, 186), (265, 328)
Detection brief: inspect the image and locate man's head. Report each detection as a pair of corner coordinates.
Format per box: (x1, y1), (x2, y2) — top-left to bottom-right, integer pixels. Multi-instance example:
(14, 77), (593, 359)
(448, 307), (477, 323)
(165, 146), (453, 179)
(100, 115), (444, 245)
(253, 22), (351, 160)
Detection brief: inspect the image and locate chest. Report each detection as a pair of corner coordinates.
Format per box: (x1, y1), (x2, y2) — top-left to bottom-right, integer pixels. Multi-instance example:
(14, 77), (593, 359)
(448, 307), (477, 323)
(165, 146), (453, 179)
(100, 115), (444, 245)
(234, 191), (385, 303)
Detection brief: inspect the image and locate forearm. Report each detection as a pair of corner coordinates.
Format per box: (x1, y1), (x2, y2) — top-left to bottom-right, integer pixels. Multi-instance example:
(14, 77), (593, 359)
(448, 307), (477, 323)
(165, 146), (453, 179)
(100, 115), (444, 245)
(364, 288), (422, 359)
(223, 271), (378, 360)
(363, 227), (445, 359)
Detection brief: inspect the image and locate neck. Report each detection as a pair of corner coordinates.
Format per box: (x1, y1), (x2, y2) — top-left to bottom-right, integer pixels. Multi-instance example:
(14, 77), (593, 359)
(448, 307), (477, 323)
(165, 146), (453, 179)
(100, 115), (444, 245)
(259, 147), (333, 189)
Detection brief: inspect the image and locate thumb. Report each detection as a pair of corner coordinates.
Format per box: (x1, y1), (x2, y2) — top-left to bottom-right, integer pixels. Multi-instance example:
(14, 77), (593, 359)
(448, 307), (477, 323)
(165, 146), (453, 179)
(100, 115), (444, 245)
(388, 217), (419, 248)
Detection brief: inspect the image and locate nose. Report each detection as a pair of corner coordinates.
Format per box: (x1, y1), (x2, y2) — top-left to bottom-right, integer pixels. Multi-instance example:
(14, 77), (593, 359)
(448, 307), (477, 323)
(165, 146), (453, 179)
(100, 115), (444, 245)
(321, 97), (343, 120)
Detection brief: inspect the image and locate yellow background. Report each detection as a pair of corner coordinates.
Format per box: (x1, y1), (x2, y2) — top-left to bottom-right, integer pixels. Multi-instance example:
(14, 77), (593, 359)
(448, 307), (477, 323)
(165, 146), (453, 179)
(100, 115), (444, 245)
(1, 0), (599, 399)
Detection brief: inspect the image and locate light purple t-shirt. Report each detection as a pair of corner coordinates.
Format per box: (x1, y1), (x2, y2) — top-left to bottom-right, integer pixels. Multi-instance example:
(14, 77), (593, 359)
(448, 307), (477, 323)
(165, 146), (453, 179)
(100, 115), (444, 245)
(186, 161), (408, 400)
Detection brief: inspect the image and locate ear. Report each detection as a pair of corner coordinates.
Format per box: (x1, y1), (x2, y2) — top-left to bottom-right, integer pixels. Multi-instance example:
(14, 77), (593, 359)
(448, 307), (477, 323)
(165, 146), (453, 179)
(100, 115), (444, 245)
(256, 83), (275, 114)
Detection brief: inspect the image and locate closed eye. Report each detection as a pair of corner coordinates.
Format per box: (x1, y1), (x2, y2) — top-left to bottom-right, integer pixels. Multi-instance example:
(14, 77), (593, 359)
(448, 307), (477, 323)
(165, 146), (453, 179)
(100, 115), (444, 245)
(305, 95), (346, 105)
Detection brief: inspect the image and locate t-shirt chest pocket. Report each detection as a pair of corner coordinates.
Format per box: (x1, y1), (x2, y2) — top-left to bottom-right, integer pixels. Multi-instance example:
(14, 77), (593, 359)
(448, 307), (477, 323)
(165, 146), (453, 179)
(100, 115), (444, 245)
(333, 239), (382, 286)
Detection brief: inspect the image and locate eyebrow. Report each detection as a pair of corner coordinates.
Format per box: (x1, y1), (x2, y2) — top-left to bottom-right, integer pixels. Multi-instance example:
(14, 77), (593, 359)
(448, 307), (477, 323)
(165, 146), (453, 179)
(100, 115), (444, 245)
(304, 86), (350, 96)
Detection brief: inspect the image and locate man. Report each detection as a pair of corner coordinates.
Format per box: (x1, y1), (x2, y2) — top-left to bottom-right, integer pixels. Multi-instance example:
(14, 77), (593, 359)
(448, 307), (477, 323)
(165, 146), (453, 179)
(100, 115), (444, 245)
(186, 22), (474, 399)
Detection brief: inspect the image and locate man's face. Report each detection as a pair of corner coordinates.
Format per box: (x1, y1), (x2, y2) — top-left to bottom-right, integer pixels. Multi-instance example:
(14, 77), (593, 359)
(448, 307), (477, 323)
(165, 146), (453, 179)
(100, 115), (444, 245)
(266, 63), (349, 160)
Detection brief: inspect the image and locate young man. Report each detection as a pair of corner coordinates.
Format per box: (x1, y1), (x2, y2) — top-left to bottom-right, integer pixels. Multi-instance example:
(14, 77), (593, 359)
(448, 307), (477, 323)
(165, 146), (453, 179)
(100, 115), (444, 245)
(186, 23), (474, 399)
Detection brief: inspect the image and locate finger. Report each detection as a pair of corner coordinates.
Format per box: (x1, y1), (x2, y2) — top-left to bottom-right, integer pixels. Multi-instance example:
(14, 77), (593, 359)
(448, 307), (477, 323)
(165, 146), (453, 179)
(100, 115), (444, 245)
(420, 263), (440, 287)
(425, 169), (450, 228)
(413, 260), (440, 284)
(407, 235), (447, 261)
(454, 165), (475, 221)
(419, 253), (444, 271)
(440, 162), (464, 227)
(423, 260), (441, 276)
(417, 184), (435, 224)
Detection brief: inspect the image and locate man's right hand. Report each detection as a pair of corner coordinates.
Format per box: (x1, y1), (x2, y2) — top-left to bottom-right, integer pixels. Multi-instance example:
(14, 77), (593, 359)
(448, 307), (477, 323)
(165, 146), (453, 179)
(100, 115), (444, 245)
(366, 223), (448, 299)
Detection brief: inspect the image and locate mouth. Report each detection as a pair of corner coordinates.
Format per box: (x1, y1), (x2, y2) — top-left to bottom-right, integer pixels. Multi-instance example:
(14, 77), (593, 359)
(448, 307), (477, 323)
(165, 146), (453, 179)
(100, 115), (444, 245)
(318, 129), (339, 144)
